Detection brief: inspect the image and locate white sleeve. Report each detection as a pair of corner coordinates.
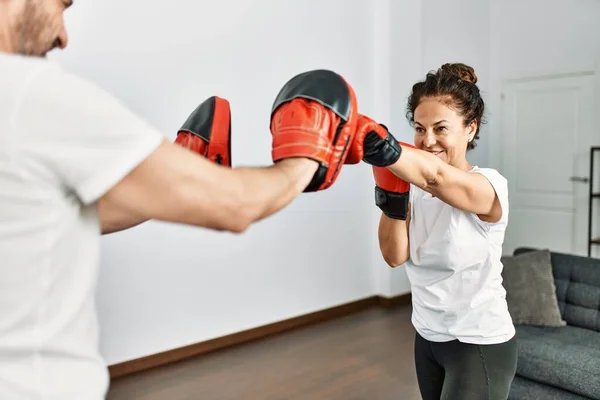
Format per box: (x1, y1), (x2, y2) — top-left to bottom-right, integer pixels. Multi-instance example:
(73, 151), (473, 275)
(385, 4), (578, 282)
(409, 183), (416, 204)
(14, 64), (165, 205)
(409, 183), (418, 221)
(471, 168), (509, 230)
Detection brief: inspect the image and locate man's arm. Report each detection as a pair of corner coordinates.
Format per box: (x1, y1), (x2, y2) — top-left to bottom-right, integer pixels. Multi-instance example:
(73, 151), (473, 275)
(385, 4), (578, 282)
(98, 140), (318, 234)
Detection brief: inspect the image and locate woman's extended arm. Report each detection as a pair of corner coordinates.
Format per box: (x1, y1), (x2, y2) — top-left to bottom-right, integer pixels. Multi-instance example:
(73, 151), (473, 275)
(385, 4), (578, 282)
(387, 146), (502, 223)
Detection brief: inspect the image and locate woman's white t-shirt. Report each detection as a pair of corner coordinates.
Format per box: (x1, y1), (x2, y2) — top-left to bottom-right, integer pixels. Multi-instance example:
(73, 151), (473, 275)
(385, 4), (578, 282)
(405, 166), (515, 345)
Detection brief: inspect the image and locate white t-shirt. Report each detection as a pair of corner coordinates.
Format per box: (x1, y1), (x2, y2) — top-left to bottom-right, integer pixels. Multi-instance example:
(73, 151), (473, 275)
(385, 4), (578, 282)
(405, 166), (516, 345)
(0, 53), (164, 399)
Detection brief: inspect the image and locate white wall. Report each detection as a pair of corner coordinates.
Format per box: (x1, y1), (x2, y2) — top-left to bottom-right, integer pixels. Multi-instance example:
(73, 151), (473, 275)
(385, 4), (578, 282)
(51, 0), (388, 365)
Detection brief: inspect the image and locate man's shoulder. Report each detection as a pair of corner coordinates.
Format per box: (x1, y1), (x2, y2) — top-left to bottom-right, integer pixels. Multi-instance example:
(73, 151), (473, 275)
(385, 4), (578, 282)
(0, 53), (103, 93)
(0, 52), (51, 69)
(0, 53), (58, 85)
(0, 54), (86, 110)
(4, 56), (131, 122)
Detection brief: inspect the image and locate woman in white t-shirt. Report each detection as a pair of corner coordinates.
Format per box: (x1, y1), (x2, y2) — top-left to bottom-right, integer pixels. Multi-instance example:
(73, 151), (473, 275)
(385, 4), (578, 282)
(369, 63), (517, 399)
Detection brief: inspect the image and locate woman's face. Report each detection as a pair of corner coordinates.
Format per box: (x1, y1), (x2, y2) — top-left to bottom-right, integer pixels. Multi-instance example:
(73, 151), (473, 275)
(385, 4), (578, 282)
(413, 96), (476, 168)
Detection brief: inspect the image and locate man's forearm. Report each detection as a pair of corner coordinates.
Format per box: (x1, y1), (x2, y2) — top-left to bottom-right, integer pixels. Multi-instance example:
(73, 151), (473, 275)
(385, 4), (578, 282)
(97, 141), (319, 234)
(175, 157), (319, 232)
(235, 158), (318, 222)
(99, 159), (317, 235)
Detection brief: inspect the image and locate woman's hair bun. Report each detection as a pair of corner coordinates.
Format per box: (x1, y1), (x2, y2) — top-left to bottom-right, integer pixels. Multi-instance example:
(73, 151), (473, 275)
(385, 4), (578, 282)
(439, 63), (478, 84)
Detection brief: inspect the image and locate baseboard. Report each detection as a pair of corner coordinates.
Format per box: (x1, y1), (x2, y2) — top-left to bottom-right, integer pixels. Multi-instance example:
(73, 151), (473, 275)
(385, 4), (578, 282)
(378, 292), (412, 308)
(109, 293), (411, 379)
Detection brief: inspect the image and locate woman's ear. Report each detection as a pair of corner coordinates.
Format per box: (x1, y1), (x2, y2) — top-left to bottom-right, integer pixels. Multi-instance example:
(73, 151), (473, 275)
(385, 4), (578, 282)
(467, 121), (477, 142)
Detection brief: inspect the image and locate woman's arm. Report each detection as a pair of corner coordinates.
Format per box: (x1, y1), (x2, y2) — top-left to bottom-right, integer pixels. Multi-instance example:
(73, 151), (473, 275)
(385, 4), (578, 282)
(377, 204), (411, 267)
(387, 146), (502, 223)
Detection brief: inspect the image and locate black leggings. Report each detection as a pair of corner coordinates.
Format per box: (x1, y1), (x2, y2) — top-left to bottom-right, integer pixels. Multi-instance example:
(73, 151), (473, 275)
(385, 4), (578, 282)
(414, 332), (518, 400)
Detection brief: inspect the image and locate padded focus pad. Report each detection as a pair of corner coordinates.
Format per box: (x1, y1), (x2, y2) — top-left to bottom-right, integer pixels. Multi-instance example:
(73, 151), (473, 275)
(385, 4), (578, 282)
(270, 69), (358, 192)
(271, 70), (353, 122)
(175, 96), (231, 167)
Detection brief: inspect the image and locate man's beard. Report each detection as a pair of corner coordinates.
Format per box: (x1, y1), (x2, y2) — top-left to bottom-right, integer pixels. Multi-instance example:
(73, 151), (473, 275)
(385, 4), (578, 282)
(13, 0), (57, 57)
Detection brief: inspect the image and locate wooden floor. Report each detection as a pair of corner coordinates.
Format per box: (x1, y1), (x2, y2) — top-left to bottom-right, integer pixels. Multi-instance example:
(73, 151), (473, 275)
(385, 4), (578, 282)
(107, 305), (421, 400)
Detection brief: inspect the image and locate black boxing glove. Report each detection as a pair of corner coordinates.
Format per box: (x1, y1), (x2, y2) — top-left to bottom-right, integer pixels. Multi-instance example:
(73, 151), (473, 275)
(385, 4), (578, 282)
(346, 114), (402, 167)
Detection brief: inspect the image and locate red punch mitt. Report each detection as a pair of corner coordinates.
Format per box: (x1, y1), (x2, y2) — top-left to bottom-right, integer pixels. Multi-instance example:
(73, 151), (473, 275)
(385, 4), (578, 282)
(175, 96), (231, 166)
(270, 69), (358, 192)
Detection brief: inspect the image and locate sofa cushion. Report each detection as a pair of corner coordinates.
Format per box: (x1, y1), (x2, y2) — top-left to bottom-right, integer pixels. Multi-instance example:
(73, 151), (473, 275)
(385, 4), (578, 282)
(515, 325), (600, 399)
(510, 375), (591, 400)
(550, 252), (600, 332)
(501, 249), (566, 327)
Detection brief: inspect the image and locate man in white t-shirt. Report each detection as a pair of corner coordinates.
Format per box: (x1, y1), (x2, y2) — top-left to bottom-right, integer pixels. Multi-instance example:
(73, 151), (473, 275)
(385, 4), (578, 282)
(0, 1), (361, 398)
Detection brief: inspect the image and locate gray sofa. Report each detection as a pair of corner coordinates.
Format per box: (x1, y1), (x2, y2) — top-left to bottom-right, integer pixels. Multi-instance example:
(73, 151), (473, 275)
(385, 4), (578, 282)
(507, 247), (600, 400)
